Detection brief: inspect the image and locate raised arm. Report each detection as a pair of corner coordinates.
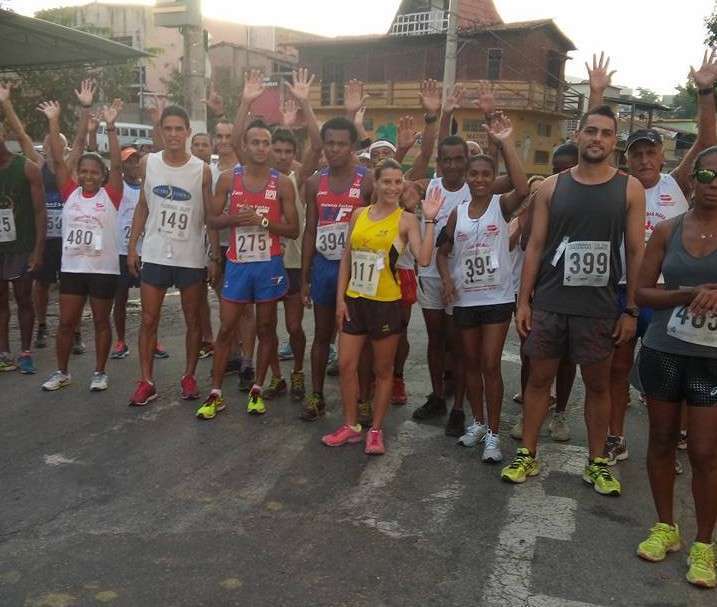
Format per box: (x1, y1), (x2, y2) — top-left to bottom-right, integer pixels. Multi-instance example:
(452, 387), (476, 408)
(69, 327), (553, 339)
(408, 79), (442, 179)
(344, 79), (367, 123)
(86, 111), (99, 153)
(410, 184), (444, 267)
(487, 113), (529, 218)
(438, 84), (464, 145)
(0, 82), (42, 164)
(286, 68), (323, 183)
(146, 95), (166, 152)
(25, 159), (46, 272)
(435, 206), (457, 304)
(586, 52), (615, 110)
(231, 70), (265, 161)
(36, 100), (71, 190)
(66, 78), (96, 172)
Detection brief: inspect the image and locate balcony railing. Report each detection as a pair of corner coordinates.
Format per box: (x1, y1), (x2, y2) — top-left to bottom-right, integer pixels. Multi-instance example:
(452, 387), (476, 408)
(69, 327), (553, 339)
(389, 10), (448, 36)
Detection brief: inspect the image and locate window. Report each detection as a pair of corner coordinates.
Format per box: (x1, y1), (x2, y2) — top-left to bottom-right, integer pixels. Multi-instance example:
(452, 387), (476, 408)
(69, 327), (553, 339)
(463, 118), (482, 133)
(98, 125), (105, 135)
(120, 127), (129, 137)
(534, 150), (550, 165)
(487, 49), (502, 81)
(130, 128), (138, 137)
(546, 51), (562, 88)
(321, 61), (345, 106)
(537, 123), (552, 137)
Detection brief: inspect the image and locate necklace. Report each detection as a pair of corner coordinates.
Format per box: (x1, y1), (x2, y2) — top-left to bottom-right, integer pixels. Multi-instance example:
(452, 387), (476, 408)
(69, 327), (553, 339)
(700, 232), (715, 239)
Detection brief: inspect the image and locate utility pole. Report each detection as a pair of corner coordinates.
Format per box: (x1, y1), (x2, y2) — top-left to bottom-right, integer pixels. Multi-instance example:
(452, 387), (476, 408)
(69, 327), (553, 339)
(442, 0), (458, 102)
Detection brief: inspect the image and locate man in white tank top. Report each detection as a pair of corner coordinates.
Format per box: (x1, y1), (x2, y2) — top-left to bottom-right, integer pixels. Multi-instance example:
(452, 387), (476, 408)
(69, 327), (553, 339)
(126, 105), (219, 407)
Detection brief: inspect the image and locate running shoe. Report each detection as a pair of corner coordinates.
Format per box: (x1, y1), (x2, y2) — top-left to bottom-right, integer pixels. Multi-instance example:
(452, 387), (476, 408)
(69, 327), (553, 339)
(153, 344), (169, 359)
(300, 392), (326, 421)
(34, 324), (48, 349)
(605, 436), (629, 466)
(224, 357), (243, 375)
(290, 370), (305, 401)
(512, 392), (523, 404)
(196, 391), (225, 420)
(247, 387), (266, 415)
(412, 393), (447, 420)
(90, 372), (109, 392)
(198, 342), (214, 359)
(365, 428), (385, 455)
(637, 523), (681, 562)
(322, 424), (362, 447)
(457, 420), (487, 447)
(357, 400), (373, 426)
(445, 408), (466, 437)
(180, 374), (199, 400)
(110, 341), (129, 359)
(392, 375), (408, 406)
(583, 458), (621, 496)
(72, 333), (86, 355)
(263, 376), (287, 400)
(510, 415), (523, 440)
(129, 380), (157, 406)
(42, 370), (71, 391)
(278, 341), (294, 361)
(677, 431), (688, 450)
(482, 430), (503, 463)
(547, 412), (569, 441)
(501, 448), (540, 483)
(326, 345), (339, 376)
(0, 352), (18, 372)
(238, 366), (255, 392)
(18, 352), (36, 375)
(686, 542), (716, 588)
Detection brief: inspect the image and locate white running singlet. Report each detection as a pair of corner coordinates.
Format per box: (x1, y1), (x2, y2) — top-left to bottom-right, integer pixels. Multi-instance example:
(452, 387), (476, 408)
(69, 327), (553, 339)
(116, 182), (142, 256)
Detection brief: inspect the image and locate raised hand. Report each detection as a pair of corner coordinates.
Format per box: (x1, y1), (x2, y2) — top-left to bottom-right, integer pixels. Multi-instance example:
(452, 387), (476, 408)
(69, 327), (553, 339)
(281, 98), (299, 127)
(474, 83), (496, 115)
(690, 48), (717, 90)
(88, 112), (99, 133)
(344, 79), (368, 114)
(483, 111), (513, 147)
(102, 98), (123, 126)
(397, 115), (419, 150)
(443, 84), (465, 113)
(36, 100), (61, 121)
(586, 52), (616, 93)
(202, 84), (225, 117)
(420, 79), (442, 115)
(74, 78), (96, 107)
(422, 186), (445, 221)
(242, 69), (265, 103)
(0, 81), (13, 103)
(354, 105), (367, 129)
(286, 67), (315, 103)
(146, 94), (166, 125)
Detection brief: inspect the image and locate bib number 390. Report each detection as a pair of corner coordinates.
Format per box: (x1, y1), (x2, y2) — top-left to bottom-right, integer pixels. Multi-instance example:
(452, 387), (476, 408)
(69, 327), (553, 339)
(563, 241), (610, 287)
(667, 306), (717, 348)
(0, 208), (16, 243)
(462, 246), (498, 288)
(349, 250), (382, 297)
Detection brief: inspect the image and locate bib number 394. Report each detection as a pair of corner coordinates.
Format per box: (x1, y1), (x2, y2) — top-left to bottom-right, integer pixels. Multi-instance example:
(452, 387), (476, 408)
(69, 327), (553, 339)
(462, 246), (498, 288)
(158, 202), (192, 241)
(563, 240), (610, 287)
(349, 250), (382, 297)
(235, 226), (270, 262)
(667, 306), (717, 347)
(316, 224), (347, 261)
(0, 208), (16, 243)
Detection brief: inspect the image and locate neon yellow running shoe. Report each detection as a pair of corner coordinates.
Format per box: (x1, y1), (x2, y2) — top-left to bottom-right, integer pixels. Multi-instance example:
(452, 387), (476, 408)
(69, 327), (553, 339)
(247, 388), (266, 415)
(637, 523), (681, 562)
(583, 457), (621, 496)
(686, 542), (716, 588)
(196, 391), (225, 420)
(501, 447), (540, 483)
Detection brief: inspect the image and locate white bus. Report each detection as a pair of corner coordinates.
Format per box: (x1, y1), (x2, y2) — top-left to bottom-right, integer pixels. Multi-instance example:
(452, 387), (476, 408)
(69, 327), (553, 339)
(96, 122), (154, 153)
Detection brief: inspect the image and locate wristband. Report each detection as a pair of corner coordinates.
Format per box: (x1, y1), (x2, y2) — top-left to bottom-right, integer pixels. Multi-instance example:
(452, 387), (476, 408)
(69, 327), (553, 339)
(81, 103), (92, 109)
(699, 87), (714, 96)
(106, 126), (116, 132)
(425, 219), (436, 224)
(424, 113), (438, 124)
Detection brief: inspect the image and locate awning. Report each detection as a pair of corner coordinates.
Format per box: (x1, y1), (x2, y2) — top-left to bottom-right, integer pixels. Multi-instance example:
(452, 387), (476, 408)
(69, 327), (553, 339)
(0, 9), (149, 73)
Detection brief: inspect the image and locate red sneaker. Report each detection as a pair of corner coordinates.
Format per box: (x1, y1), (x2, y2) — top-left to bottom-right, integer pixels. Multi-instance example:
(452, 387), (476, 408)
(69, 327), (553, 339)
(180, 374), (199, 400)
(392, 376), (407, 406)
(365, 428), (385, 455)
(321, 424), (363, 447)
(129, 380), (157, 406)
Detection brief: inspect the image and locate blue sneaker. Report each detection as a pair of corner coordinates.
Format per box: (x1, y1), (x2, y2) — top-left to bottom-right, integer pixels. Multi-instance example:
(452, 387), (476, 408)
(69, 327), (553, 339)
(278, 341), (293, 361)
(18, 352), (36, 375)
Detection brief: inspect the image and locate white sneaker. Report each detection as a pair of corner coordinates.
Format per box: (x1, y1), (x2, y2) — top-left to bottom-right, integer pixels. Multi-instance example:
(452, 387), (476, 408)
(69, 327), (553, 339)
(90, 371), (109, 392)
(457, 420), (487, 447)
(42, 370), (71, 391)
(482, 430), (503, 463)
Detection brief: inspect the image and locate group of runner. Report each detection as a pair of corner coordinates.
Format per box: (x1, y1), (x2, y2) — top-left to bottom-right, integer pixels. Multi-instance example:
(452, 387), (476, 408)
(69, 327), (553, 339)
(0, 49), (716, 588)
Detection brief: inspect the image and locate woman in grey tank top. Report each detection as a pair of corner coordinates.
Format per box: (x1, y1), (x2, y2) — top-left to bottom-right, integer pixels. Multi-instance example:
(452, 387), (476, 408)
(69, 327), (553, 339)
(634, 146), (717, 588)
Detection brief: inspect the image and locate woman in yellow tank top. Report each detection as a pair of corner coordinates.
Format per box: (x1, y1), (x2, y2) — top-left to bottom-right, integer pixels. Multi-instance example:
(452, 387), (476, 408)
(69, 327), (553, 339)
(321, 159), (445, 455)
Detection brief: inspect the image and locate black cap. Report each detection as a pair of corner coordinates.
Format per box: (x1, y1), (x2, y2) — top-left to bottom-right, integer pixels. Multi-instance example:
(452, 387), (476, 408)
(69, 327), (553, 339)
(626, 128), (662, 152)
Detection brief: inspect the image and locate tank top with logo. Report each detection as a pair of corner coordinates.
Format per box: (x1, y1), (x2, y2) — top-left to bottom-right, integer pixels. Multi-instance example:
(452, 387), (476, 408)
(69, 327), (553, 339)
(0, 154), (34, 254)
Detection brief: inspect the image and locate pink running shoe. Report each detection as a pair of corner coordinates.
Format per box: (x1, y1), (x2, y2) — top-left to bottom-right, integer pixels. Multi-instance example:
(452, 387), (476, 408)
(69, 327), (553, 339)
(321, 424), (362, 447)
(364, 428), (385, 455)
(180, 374), (199, 400)
(129, 380), (157, 406)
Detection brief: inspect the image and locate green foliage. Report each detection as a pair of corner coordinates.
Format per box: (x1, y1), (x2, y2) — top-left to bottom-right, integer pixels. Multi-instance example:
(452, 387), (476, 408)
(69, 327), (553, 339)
(636, 88), (661, 104)
(670, 82), (699, 119)
(706, 3), (717, 45)
(163, 68), (186, 107)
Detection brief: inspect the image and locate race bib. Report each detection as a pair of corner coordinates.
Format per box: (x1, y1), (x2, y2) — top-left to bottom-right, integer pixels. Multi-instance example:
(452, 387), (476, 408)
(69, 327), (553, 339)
(0, 208), (16, 243)
(667, 306), (717, 348)
(235, 226), (270, 263)
(46, 209), (62, 239)
(158, 201), (193, 241)
(316, 223), (348, 261)
(462, 246), (498, 288)
(563, 241), (610, 287)
(122, 224), (132, 247)
(349, 250), (382, 297)
(65, 221), (102, 256)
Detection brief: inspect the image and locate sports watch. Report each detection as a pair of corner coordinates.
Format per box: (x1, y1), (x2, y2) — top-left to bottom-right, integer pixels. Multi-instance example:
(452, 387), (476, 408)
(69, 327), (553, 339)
(260, 217), (270, 229)
(624, 306), (640, 318)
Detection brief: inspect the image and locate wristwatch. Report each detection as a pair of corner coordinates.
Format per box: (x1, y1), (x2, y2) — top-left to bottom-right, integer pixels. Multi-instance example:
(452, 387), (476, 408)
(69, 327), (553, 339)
(698, 88), (714, 96)
(624, 306), (640, 318)
(260, 217), (269, 229)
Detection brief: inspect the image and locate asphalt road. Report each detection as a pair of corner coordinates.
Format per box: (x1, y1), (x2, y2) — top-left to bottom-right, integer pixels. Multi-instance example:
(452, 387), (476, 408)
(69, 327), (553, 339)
(0, 288), (713, 607)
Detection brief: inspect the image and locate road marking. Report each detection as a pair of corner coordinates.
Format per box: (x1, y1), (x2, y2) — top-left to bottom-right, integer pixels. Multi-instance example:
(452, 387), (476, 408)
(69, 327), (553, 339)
(43, 454), (78, 466)
(482, 444), (606, 607)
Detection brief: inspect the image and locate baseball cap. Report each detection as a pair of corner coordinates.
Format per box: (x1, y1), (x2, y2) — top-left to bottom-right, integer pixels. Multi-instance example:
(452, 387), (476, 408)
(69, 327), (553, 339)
(626, 129), (662, 153)
(121, 147), (139, 162)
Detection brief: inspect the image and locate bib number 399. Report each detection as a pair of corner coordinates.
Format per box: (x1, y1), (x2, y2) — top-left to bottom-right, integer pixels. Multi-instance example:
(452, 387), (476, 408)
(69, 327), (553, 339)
(563, 241), (610, 287)
(462, 246), (498, 288)
(667, 306), (717, 348)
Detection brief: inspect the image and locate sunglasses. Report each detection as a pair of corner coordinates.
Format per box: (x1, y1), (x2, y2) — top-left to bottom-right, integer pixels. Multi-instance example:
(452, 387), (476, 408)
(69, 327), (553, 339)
(694, 168), (717, 184)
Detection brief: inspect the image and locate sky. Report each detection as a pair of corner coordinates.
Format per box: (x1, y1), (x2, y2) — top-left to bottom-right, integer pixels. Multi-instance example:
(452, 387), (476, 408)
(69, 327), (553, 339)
(8, 0), (716, 94)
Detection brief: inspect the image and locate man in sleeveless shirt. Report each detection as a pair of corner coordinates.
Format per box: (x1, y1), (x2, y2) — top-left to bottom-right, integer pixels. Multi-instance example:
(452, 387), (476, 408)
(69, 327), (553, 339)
(504, 105), (646, 497)
(127, 105), (219, 406)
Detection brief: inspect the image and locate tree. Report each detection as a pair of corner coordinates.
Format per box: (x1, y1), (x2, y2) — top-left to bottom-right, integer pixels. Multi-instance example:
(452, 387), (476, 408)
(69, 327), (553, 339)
(670, 82), (699, 119)
(636, 87), (661, 104)
(706, 3), (717, 45)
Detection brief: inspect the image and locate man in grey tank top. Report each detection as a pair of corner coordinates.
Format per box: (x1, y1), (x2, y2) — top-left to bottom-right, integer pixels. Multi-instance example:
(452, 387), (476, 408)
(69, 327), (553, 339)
(502, 104), (646, 497)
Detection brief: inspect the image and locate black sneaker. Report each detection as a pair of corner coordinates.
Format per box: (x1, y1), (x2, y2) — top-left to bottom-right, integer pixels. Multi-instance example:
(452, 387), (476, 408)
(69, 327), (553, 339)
(224, 357), (243, 375)
(238, 366), (255, 392)
(412, 393), (447, 421)
(35, 324), (48, 349)
(444, 408), (465, 437)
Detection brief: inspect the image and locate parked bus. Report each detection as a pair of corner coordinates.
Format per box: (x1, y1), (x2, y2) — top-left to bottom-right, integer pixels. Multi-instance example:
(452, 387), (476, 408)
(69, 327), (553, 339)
(96, 122), (154, 153)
